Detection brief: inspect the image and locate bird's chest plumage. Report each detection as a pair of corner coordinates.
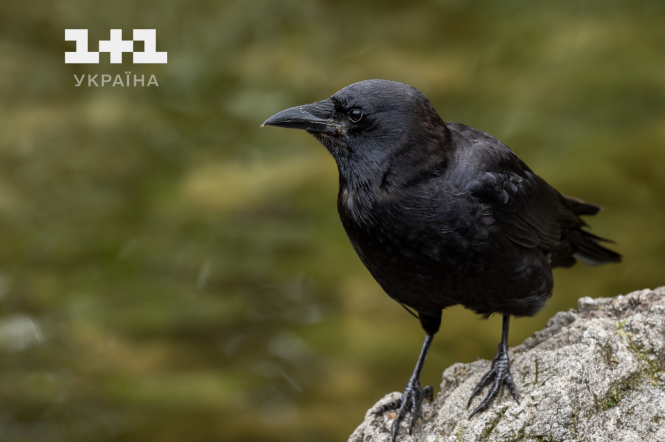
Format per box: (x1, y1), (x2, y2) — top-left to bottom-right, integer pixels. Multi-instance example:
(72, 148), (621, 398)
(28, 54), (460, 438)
(337, 182), (500, 313)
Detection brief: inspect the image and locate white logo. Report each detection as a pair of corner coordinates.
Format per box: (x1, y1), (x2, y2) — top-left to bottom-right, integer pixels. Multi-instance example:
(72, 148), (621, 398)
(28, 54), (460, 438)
(65, 29), (167, 64)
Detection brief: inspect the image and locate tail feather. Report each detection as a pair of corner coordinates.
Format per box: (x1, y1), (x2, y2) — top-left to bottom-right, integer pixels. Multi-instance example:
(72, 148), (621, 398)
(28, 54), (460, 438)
(549, 196), (622, 268)
(564, 195), (603, 216)
(566, 229), (622, 266)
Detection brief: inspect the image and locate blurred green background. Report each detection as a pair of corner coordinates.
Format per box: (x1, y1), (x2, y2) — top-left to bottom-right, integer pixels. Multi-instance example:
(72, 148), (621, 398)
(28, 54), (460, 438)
(0, 0), (664, 441)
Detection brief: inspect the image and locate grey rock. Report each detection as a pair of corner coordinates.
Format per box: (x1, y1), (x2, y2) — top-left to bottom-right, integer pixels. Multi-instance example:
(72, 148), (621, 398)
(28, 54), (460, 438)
(349, 287), (665, 442)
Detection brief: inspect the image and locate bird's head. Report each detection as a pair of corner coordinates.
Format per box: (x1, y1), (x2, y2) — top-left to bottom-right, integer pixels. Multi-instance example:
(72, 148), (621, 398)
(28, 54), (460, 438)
(262, 80), (450, 188)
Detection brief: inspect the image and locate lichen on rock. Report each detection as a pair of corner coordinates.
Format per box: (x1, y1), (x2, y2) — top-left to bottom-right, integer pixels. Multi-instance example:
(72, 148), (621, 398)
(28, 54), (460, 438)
(349, 287), (665, 442)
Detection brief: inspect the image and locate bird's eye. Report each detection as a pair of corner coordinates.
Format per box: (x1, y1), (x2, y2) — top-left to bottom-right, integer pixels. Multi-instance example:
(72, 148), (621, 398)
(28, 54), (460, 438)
(348, 109), (363, 122)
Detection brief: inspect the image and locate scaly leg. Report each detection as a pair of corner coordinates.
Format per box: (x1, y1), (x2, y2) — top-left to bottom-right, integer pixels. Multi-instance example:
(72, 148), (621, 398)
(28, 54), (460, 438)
(373, 333), (435, 442)
(467, 314), (519, 417)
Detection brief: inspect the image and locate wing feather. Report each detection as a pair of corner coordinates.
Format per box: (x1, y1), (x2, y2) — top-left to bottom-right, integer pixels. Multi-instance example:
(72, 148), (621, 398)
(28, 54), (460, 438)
(445, 122), (568, 250)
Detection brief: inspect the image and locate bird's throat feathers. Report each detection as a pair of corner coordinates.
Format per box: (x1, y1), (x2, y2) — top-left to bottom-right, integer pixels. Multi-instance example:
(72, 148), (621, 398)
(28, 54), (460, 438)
(329, 117), (452, 226)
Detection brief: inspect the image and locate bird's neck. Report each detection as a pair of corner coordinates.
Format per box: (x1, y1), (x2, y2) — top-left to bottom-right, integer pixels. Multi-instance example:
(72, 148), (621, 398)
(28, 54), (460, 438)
(335, 116), (452, 225)
(336, 147), (449, 227)
(337, 168), (382, 226)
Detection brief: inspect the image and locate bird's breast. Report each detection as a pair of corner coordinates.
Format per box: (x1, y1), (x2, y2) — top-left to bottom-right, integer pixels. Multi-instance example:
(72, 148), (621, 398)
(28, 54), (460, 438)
(338, 183), (504, 275)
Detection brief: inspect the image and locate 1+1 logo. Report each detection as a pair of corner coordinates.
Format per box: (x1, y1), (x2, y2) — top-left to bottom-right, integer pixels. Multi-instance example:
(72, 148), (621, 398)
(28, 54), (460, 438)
(66, 29), (167, 87)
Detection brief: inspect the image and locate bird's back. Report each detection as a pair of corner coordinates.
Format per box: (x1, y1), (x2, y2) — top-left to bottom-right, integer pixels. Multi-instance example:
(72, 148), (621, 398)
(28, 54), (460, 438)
(443, 122), (620, 267)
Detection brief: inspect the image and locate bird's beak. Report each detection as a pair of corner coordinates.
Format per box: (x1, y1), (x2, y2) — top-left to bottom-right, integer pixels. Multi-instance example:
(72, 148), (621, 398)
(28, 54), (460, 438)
(261, 98), (336, 133)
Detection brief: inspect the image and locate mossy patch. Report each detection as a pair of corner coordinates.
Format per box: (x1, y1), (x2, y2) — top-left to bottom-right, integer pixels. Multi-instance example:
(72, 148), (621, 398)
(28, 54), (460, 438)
(616, 320), (665, 387)
(481, 406), (509, 440)
(597, 371), (641, 410)
(456, 425), (465, 442)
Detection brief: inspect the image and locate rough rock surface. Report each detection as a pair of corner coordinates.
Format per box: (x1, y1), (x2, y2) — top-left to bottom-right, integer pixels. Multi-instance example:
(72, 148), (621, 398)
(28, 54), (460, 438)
(349, 287), (665, 442)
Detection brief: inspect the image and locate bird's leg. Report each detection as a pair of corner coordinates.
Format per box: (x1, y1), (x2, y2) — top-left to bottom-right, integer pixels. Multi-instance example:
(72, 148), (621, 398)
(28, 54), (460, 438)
(373, 333), (435, 442)
(467, 314), (519, 417)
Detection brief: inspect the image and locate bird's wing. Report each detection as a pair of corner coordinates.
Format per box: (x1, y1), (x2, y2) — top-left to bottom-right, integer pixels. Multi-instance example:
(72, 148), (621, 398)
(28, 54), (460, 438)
(445, 122), (572, 249)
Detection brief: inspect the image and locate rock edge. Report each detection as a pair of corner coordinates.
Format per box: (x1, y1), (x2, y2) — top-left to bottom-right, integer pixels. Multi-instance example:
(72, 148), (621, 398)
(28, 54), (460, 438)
(349, 287), (665, 442)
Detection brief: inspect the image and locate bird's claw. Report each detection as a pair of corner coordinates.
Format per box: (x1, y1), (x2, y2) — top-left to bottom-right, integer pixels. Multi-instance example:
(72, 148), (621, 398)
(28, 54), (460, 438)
(373, 382), (433, 442)
(467, 348), (519, 418)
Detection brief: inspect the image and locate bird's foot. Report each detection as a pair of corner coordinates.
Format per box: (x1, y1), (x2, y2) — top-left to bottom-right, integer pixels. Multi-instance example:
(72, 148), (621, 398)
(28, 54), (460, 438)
(373, 381), (433, 442)
(467, 348), (519, 418)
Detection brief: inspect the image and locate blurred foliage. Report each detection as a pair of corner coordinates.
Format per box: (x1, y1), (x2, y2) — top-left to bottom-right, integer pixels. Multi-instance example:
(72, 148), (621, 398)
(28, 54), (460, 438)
(0, 0), (664, 441)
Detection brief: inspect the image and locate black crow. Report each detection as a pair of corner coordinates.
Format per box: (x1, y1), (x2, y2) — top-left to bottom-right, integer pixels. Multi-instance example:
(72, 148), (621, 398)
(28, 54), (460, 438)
(262, 79), (621, 441)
